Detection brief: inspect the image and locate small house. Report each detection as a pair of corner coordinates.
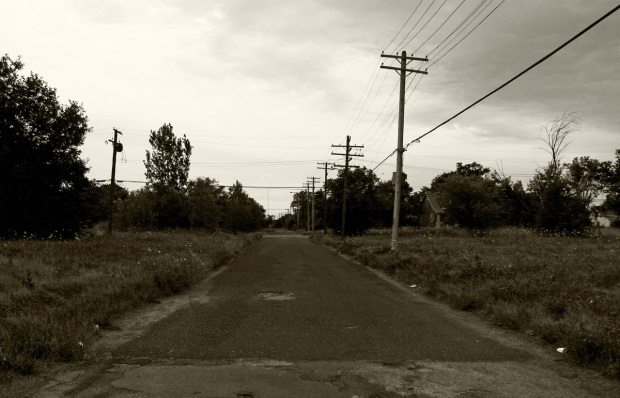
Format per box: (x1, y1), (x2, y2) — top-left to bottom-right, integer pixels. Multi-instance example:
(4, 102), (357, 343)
(421, 192), (446, 228)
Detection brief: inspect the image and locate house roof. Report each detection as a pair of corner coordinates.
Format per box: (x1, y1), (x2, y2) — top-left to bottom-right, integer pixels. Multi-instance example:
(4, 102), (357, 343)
(425, 192), (445, 214)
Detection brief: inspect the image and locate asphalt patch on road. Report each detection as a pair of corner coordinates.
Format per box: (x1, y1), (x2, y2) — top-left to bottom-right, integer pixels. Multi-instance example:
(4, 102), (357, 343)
(258, 292), (295, 301)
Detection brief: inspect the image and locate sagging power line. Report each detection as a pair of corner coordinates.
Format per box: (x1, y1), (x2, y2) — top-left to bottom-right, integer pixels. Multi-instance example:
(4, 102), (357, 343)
(373, 4), (620, 171)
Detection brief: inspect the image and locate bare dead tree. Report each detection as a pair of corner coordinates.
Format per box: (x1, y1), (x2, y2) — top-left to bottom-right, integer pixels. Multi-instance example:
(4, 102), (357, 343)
(539, 111), (582, 175)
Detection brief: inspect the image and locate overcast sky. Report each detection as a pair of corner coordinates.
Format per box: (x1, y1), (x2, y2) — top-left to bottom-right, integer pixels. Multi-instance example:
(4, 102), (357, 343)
(2, 0), (619, 216)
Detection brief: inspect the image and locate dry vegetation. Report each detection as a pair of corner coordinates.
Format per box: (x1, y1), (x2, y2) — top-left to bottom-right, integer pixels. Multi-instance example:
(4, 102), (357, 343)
(315, 227), (620, 379)
(0, 231), (260, 377)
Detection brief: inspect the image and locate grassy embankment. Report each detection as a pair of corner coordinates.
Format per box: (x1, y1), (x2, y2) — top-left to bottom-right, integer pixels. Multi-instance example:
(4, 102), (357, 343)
(0, 230), (260, 376)
(315, 227), (620, 378)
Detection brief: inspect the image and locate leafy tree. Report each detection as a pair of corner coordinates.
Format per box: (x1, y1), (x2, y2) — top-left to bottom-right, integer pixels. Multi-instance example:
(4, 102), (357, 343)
(326, 167), (380, 235)
(495, 179), (534, 227)
(528, 165), (592, 233)
(563, 156), (612, 208)
(0, 55), (93, 238)
(222, 181), (265, 233)
(375, 178), (417, 228)
(152, 185), (190, 229)
(144, 123), (192, 190)
(430, 161), (492, 191)
(527, 113), (592, 233)
(290, 190), (312, 231)
(534, 177), (591, 233)
(602, 150), (620, 214)
(439, 175), (503, 231)
(187, 178), (224, 230)
(84, 183), (129, 227)
(116, 188), (156, 230)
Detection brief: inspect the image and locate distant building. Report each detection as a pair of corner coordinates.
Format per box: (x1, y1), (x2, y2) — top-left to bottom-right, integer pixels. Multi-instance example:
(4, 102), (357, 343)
(421, 192), (446, 228)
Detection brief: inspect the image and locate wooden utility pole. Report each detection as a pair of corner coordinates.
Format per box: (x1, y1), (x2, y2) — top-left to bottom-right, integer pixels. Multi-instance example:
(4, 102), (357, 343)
(317, 162), (334, 235)
(380, 51), (427, 251)
(332, 135), (363, 238)
(302, 183), (310, 231)
(307, 177), (320, 232)
(107, 128), (123, 234)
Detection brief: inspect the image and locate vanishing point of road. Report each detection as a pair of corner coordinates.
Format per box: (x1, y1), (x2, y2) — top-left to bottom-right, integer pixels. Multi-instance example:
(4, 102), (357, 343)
(24, 232), (620, 397)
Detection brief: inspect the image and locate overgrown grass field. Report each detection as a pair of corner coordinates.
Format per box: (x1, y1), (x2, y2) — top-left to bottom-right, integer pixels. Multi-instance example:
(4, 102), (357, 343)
(316, 227), (620, 378)
(0, 231), (260, 376)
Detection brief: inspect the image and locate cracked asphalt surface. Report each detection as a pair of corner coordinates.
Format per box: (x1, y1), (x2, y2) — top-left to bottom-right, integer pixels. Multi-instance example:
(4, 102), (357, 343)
(10, 232), (620, 397)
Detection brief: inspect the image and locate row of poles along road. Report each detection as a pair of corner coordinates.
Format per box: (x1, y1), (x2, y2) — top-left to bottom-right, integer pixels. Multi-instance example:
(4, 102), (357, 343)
(103, 51), (426, 252)
(102, 5), (620, 250)
(296, 51), (427, 250)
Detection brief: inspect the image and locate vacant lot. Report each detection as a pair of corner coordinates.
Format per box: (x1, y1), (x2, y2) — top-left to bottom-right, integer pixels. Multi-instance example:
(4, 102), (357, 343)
(316, 227), (620, 379)
(0, 231), (260, 376)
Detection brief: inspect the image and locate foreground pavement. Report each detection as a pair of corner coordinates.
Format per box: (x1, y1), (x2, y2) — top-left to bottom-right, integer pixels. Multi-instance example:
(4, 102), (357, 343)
(8, 233), (619, 397)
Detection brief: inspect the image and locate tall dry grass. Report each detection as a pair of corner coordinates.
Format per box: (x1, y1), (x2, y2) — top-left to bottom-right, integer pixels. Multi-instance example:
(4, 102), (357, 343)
(0, 231), (260, 376)
(317, 227), (620, 378)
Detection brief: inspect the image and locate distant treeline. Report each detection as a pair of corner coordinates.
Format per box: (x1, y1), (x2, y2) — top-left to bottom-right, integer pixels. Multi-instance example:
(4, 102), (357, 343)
(280, 151), (620, 235)
(0, 55), (265, 238)
(2, 55), (619, 239)
(109, 180), (266, 233)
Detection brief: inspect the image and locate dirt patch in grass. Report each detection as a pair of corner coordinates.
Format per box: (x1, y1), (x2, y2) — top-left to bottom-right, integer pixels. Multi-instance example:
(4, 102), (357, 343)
(0, 231), (260, 377)
(314, 227), (620, 379)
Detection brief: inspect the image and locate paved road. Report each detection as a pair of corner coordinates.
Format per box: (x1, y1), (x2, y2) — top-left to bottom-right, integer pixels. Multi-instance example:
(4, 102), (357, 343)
(26, 233), (619, 397)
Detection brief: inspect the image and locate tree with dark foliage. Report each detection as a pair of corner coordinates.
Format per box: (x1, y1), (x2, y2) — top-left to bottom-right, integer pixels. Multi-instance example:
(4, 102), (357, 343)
(439, 175), (504, 231)
(0, 55), (93, 238)
(222, 181), (265, 233)
(602, 150), (620, 215)
(528, 113), (592, 233)
(326, 167), (380, 236)
(144, 123), (192, 190)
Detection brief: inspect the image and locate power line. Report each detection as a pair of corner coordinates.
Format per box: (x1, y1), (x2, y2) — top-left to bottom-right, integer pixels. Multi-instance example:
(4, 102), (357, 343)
(95, 179), (306, 189)
(427, 0), (495, 64)
(393, 0), (439, 52)
(408, 3), (620, 146)
(399, 0), (449, 52)
(346, 65), (391, 140)
(428, 0), (507, 68)
(426, 0), (489, 57)
(412, 0), (467, 54)
(332, 57), (383, 145)
(383, 0), (424, 52)
(372, 4), (620, 169)
(366, 71), (425, 166)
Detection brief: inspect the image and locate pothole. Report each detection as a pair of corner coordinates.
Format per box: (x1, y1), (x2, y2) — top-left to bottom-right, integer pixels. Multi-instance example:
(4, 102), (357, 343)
(258, 292), (295, 301)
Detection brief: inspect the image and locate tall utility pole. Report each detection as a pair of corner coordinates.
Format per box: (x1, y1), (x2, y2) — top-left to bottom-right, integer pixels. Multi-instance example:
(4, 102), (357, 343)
(302, 183), (310, 231)
(307, 177), (320, 232)
(332, 135), (363, 239)
(380, 51), (428, 251)
(107, 128), (123, 234)
(317, 162), (334, 235)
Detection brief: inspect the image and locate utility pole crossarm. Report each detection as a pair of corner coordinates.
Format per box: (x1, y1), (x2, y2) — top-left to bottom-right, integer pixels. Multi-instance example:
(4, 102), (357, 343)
(380, 65), (428, 75)
(331, 152), (364, 157)
(381, 53), (428, 62)
(331, 144), (364, 149)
